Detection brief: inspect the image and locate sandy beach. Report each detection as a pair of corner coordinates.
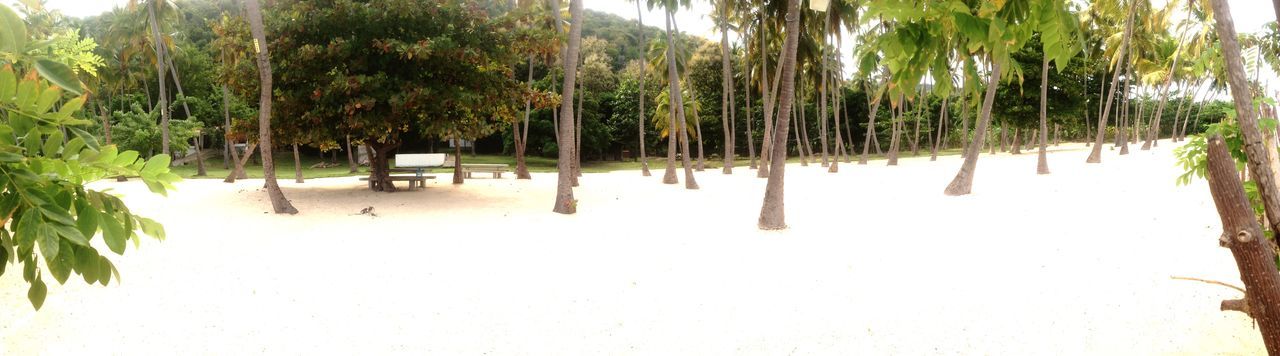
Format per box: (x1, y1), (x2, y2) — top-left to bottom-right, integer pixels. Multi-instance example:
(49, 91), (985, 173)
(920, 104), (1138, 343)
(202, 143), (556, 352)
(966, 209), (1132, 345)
(0, 141), (1266, 354)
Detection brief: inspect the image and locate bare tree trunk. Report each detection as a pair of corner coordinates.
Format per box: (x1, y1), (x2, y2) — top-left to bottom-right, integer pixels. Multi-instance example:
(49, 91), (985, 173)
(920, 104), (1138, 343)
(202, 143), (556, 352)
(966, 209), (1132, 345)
(553, 0), (582, 214)
(859, 84), (883, 165)
(637, 0), (652, 177)
(667, 12), (698, 189)
(695, 106), (706, 171)
(945, 57), (1002, 196)
(758, 0), (800, 230)
(453, 137), (465, 185)
(1038, 57), (1050, 174)
(574, 66), (583, 183)
(223, 142), (256, 183)
(932, 96), (949, 161)
(757, 14), (773, 179)
(829, 67), (845, 172)
(1087, 0), (1136, 163)
(194, 135), (206, 176)
(245, 0), (297, 214)
(515, 56), (534, 180)
(1119, 70), (1132, 155)
(818, 33), (831, 167)
(292, 143), (304, 183)
(912, 97), (922, 156)
(719, 4), (734, 174)
(744, 49), (756, 169)
(346, 135), (358, 173)
(1203, 134), (1280, 354)
(166, 53), (192, 119)
(148, 0), (171, 157)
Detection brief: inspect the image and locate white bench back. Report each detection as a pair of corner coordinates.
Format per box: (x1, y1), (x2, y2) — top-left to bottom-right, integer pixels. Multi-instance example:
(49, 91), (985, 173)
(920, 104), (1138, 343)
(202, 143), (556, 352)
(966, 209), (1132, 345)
(395, 153), (446, 168)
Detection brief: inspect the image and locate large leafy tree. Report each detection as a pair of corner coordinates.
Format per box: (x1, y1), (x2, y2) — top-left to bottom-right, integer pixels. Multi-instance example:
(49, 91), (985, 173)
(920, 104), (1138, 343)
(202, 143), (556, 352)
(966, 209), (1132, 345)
(268, 0), (538, 192)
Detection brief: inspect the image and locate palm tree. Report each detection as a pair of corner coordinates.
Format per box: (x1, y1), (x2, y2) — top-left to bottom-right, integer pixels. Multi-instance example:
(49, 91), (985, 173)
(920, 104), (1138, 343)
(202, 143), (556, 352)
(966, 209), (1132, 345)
(1086, 0), (1137, 163)
(244, 0), (297, 215)
(635, 0), (652, 177)
(650, 0), (699, 189)
(713, 0), (737, 174)
(757, 0), (800, 229)
(552, 0), (584, 214)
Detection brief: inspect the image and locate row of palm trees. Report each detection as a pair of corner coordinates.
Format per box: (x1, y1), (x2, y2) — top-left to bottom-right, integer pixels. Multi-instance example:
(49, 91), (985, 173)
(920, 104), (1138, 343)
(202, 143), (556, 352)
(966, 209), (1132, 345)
(541, 0), (1280, 349)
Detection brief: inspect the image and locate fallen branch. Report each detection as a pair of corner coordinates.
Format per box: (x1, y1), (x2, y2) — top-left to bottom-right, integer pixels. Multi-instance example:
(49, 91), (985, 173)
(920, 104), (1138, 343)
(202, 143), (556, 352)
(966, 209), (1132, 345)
(1170, 276), (1247, 294)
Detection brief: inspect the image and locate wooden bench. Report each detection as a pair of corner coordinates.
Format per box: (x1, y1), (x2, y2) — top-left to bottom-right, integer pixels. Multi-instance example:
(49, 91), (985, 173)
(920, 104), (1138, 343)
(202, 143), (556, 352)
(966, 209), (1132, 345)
(360, 174), (436, 190)
(461, 163), (510, 178)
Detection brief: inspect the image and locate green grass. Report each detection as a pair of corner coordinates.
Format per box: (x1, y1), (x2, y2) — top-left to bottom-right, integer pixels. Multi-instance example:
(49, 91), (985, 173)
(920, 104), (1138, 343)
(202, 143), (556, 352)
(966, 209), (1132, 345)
(172, 147), (977, 179)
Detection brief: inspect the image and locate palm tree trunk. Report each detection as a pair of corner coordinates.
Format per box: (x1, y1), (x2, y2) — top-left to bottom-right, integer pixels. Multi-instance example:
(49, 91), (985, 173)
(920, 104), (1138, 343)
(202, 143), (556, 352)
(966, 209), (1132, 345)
(194, 135), (206, 176)
(912, 97), (922, 156)
(829, 68), (845, 172)
(719, 3), (734, 174)
(574, 66), (583, 183)
(245, 0), (297, 214)
(147, 0), (171, 157)
(932, 96), (949, 161)
(667, 12), (698, 189)
(818, 35), (831, 167)
(1087, 0), (1136, 163)
(744, 51), (756, 169)
(758, 0), (801, 230)
(637, 1), (652, 177)
(944, 57), (1002, 196)
(1038, 56), (1051, 174)
(165, 54), (192, 118)
(553, 0), (582, 214)
(757, 14), (773, 179)
(859, 83), (883, 164)
(695, 105), (706, 171)
(516, 56), (534, 179)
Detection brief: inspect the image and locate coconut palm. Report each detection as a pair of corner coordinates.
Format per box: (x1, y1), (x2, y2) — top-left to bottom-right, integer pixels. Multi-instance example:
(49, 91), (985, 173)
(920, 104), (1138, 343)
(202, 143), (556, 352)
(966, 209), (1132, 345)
(757, 0), (800, 229)
(553, 0), (584, 214)
(243, 0), (297, 214)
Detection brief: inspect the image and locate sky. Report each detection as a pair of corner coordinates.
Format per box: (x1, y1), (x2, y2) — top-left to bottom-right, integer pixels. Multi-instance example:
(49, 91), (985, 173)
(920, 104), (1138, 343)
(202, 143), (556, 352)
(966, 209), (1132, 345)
(24, 0), (1280, 90)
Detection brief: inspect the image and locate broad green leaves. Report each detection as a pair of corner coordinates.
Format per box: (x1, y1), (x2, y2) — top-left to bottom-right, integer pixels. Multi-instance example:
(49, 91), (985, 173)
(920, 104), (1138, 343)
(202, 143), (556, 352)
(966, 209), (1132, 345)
(0, 5), (83, 94)
(0, 64), (175, 310)
(0, 3), (25, 56)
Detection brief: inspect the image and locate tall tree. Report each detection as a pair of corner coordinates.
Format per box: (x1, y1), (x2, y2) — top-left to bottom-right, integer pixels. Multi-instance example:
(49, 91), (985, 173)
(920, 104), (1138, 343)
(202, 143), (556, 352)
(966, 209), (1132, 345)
(636, 0), (652, 176)
(244, 0), (296, 214)
(757, 0), (800, 229)
(715, 0), (736, 174)
(553, 0), (584, 214)
(1086, 0), (1137, 163)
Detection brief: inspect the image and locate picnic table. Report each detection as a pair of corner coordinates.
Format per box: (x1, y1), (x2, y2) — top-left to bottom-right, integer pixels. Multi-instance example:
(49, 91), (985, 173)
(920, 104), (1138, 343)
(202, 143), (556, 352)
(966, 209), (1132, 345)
(361, 153), (445, 190)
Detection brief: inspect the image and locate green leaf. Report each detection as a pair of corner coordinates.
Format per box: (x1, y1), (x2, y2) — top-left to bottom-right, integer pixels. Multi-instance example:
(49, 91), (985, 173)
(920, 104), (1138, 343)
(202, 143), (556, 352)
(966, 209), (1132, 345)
(0, 151), (23, 163)
(53, 223), (89, 247)
(0, 4), (26, 55)
(95, 145), (117, 165)
(98, 256), (114, 286)
(37, 223), (59, 260)
(136, 216), (165, 240)
(142, 154), (170, 174)
(53, 96), (86, 121)
(0, 65), (15, 103)
(22, 127), (40, 157)
(113, 150), (139, 167)
(42, 130), (62, 157)
(32, 85), (60, 114)
(49, 241), (72, 284)
(63, 136), (84, 159)
(100, 217), (125, 255)
(75, 246), (97, 284)
(34, 59), (82, 95)
(75, 202), (98, 240)
(28, 276), (46, 310)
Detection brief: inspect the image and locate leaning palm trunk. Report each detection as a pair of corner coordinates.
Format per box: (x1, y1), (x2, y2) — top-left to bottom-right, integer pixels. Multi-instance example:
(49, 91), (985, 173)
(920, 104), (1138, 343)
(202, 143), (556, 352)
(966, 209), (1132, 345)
(758, 0), (801, 230)
(1143, 33), (1185, 151)
(223, 142), (257, 183)
(1208, 10), (1280, 347)
(829, 67), (845, 173)
(1087, 0), (1137, 163)
(944, 57), (1002, 196)
(817, 36), (831, 167)
(859, 81), (884, 165)
(245, 0), (297, 214)
(667, 13), (698, 189)
(552, 0), (583, 214)
(932, 96), (949, 161)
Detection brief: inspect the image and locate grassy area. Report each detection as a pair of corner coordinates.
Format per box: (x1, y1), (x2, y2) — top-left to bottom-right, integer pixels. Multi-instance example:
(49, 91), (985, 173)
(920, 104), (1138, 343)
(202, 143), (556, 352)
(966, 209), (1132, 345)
(171, 147), (973, 179)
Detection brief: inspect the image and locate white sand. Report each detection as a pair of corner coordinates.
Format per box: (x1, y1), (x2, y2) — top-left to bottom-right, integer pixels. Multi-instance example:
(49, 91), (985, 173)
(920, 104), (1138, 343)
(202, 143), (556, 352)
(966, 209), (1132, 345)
(0, 140), (1266, 354)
